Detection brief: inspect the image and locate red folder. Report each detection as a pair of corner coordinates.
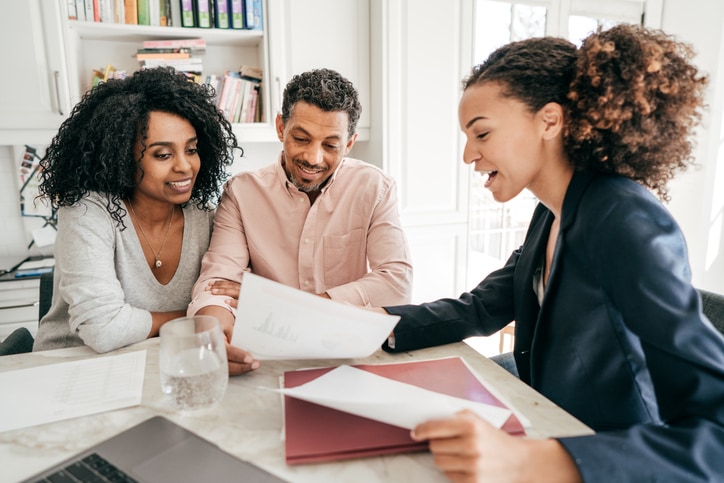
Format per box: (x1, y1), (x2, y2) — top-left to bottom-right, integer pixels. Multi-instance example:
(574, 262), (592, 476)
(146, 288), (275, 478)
(283, 356), (526, 464)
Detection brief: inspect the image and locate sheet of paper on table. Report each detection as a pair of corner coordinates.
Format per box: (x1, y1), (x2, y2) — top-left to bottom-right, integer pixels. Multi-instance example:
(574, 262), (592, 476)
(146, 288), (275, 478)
(231, 273), (400, 360)
(0, 350), (146, 433)
(280, 364), (513, 430)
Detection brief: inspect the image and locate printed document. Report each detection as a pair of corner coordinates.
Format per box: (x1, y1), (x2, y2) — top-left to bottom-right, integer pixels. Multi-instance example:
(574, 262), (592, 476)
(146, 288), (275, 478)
(231, 273), (400, 360)
(0, 350), (146, 432)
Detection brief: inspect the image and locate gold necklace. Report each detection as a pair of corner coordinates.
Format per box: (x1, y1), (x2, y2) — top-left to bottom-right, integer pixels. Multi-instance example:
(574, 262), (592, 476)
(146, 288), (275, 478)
(128, 200), (174, 269)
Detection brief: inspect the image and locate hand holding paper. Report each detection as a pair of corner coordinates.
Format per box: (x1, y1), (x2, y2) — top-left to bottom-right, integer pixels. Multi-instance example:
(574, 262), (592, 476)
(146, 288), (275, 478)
(231, 273), (399, 360)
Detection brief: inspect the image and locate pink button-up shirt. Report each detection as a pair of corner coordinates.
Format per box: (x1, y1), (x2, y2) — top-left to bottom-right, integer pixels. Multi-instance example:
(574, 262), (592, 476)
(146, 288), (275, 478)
(188, 156), (413, 315)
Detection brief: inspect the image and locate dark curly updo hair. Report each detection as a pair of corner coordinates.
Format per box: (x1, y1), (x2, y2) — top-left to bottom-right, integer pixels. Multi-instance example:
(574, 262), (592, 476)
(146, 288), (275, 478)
(464, 24), (708, 201)
(280, 68), (361, 138)
(39, 66), (240, 227)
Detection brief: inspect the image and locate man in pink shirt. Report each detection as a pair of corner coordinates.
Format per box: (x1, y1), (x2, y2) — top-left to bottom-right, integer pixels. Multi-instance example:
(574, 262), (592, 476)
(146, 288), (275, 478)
(188, 69), (413, 375)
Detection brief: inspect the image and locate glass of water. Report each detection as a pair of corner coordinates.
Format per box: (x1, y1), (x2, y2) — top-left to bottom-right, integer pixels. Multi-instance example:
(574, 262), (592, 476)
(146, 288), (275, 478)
(159, 315), (228, 412)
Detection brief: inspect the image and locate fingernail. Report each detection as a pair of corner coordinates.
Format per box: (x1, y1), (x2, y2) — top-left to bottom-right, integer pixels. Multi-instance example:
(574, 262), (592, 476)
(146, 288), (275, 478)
(251, 361), (260, 369)
(243, 355), (253, 363)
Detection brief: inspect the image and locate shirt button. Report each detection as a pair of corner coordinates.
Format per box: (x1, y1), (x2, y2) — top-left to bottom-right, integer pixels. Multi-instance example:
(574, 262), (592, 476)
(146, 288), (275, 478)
(304, 238), (310, 244)
(303, 280), (310, 287)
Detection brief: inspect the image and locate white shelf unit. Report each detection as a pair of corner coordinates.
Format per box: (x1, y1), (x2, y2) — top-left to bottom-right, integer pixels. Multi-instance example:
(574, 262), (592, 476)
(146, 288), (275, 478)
(63, 19), (278, 143)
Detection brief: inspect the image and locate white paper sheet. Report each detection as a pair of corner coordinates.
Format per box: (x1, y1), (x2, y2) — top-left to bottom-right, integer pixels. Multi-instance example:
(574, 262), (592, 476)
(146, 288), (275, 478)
(0, 350), (146, 433)
(280, 365), (513, 430)
(231, 273), (400, 360)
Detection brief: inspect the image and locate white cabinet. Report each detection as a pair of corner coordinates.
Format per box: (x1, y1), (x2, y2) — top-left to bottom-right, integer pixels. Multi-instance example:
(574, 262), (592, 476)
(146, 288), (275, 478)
(0, 0), (73, 145)
(266, 0), (370, 137)
(0, 279), (40, 341)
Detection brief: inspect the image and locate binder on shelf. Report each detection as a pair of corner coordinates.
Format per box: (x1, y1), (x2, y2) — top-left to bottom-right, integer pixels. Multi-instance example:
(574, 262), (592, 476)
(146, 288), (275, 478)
(283, 357), (526, 465)
(214, 0), (230, 28)
(229, 0), (244, 29)
(243, 0), (262, 30)
(180, 0), (195, 27)
(195, 0), (213, 28)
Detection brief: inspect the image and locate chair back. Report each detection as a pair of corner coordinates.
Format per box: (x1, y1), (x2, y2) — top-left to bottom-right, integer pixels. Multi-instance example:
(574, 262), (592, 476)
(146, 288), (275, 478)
(699, 288), (724, 335)
(38, 269), (54, 322)
(0, 327), (34, 356)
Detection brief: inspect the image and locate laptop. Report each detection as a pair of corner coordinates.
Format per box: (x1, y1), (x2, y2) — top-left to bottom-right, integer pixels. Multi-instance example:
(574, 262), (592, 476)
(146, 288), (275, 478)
(22, 415), (288, 483)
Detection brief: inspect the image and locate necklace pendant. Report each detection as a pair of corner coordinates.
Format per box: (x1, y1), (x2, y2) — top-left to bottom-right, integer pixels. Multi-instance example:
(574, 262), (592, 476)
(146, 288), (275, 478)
(155, 258), (162, 269)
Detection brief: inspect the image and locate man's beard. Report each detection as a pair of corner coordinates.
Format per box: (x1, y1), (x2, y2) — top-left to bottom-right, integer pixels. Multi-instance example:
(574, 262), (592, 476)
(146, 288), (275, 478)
(285, 157), (328, 193)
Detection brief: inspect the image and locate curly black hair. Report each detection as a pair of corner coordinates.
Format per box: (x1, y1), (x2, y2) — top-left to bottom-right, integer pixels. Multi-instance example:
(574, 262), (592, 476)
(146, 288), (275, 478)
(39, 66), (240, 227)
(280, 68), (361, 137)
(464, 24), (708, 201)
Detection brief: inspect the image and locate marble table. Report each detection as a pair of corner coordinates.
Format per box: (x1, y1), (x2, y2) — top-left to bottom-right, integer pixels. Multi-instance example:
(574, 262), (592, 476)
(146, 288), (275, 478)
(0, 339), (593, 482)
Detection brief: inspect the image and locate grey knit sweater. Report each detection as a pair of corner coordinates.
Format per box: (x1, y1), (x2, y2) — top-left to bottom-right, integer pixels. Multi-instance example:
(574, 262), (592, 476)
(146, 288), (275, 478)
(34, 193), (213, 352)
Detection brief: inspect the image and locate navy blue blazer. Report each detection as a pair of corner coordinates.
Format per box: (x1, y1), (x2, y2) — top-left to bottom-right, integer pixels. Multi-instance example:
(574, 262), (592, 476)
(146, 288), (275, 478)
(385, 170), (724, 481)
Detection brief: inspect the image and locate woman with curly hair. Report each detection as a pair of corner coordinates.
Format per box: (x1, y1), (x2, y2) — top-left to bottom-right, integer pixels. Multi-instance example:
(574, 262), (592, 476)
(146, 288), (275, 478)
(380, 25), (724, 481)
(34, 67), (240, 353)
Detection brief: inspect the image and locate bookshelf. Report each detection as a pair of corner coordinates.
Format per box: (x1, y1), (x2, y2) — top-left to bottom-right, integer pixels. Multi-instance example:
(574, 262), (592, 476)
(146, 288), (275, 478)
(64, 17), (275, 143)
(0, 0), (370, 145)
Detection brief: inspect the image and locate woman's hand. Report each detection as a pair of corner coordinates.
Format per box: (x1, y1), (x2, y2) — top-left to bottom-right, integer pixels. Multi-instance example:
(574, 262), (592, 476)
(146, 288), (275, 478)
(207, 280), (241, 308)
(411, 410), (581, 483)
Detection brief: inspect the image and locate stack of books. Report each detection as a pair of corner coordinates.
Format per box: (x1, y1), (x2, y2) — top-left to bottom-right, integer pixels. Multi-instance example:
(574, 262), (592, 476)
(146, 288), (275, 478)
(206, 64), (263, 123)
(136, 38), (206, 77)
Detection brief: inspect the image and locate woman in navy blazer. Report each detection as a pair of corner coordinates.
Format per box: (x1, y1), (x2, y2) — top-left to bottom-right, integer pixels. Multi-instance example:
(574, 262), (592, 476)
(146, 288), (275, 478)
(383, 25), (724, 482)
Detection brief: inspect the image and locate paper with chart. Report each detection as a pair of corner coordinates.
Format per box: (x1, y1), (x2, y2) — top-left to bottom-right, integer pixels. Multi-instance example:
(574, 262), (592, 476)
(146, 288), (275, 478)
(231, 273), (400, 360)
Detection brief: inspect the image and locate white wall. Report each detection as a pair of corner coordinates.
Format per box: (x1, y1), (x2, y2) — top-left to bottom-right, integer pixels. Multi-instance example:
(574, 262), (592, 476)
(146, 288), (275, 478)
(660, 0), (724, 292)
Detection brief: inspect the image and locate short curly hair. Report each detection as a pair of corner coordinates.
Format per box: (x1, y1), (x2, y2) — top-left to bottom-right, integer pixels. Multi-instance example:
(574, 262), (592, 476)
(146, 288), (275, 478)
(280, 68), (361, 138)
(39, 66), (240, 227)
(464, 24), (708, 201)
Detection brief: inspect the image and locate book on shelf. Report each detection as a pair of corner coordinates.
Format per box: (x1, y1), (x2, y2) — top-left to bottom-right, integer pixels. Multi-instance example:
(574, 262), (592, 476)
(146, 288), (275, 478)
(229, 0), (244, 29)
(92, 0), (101, 22)
(137, 0), (151, 25)
(214, 0), (230, 29)
(180, 0), (195, 27)
(85, 0), (96, 23)
(196, 0), (213, 28)
(243, 0), (262, 30)
(142, 38), (206, 52)
(135, 50), (192, 60)
(67, 0), (78, 20)
(140, 57), (204, 73)
(149, 0), (161, 26)
(99, 0), (114, 22)
(160, 0), (172, 25)
(239, 64), (263, 81)
(124, 0), (138, 24)
(112, 0), (124, 23)
(168, 0), (181, 26)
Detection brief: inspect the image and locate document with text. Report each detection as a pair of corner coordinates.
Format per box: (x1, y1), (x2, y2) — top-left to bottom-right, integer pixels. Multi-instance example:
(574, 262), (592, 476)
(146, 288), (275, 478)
(231, 273), (400, 360)
(0, 350), (146, 433)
